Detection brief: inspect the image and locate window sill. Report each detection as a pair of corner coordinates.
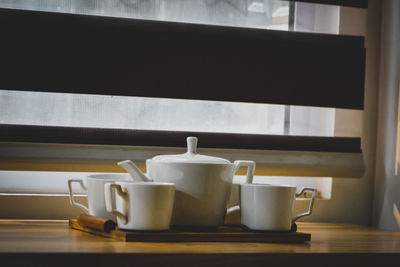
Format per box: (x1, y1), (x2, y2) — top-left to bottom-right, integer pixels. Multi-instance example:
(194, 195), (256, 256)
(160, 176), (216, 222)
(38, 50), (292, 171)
(0, 220), (399, 267)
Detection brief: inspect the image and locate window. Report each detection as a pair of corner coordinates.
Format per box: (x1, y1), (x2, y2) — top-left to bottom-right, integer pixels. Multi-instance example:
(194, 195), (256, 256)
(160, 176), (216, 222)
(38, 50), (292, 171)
(0, 1), (365, 219)
(0, 0), (290, 29)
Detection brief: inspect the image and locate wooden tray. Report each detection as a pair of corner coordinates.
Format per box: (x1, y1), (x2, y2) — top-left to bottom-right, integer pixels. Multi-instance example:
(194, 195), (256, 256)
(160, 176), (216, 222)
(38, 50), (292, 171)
(69, 219), (311, 243)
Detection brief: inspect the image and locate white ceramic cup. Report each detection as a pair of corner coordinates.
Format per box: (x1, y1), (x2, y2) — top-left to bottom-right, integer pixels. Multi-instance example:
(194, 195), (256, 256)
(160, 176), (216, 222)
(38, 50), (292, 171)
(104, 181), (175, 231)
(228, 183), (317, 231)
(68, 174), (129, 220)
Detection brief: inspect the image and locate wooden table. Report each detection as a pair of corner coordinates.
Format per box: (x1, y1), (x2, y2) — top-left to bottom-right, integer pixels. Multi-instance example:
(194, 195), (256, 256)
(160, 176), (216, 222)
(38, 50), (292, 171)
(1, 220), (400, 267)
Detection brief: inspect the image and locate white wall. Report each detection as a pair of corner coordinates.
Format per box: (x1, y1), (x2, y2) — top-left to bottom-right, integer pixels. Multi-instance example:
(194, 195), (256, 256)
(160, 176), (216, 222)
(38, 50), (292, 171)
(373, 0), (400, 231)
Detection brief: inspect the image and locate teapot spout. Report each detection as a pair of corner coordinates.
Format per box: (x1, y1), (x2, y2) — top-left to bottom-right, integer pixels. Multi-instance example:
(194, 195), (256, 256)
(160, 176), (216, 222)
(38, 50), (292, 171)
(117, 160), (152, 182)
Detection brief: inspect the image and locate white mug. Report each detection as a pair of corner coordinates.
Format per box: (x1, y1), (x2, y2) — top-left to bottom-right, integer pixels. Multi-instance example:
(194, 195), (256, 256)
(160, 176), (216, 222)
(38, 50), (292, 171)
(228, 183), (317, 231)
(104, 181), (175, 231)
(68, 174), (129, 220)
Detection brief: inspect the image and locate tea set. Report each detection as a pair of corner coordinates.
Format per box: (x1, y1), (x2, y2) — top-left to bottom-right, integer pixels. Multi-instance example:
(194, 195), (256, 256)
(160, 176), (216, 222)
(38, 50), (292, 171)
(68, 137), (316, 231)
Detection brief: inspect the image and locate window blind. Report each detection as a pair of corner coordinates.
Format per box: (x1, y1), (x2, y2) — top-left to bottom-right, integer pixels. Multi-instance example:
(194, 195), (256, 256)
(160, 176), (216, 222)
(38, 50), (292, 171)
(285, 0), (368, 9)
(0, 7), (365, 109)
(0, 5), (364, 174)
(0, 124), (361, 153)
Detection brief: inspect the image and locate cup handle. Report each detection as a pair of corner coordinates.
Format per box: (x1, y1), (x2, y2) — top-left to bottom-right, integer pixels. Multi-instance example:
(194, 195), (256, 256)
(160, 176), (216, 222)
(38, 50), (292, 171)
(233, 160), (256, 184)
(104, 183), (128, 224)
(225, 161), (256, 225)
(68, 179), (89, 213)
(292, 187), (317, 222)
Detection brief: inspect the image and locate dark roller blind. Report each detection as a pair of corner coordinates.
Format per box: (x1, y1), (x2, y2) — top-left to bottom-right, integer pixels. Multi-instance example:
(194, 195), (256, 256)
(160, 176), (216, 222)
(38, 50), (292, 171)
(285, 0), (368, 8)
(0, 8), (365, 109)
(0, 124), (361, 153)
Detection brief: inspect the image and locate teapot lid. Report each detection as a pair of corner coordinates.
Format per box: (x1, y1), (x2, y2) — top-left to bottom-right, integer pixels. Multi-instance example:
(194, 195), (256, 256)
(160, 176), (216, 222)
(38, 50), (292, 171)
(151, 137), (231, 164)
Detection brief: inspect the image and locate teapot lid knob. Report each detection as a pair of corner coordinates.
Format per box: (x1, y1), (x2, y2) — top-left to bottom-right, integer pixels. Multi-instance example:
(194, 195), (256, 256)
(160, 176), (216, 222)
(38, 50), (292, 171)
(187, 136), (198, 155)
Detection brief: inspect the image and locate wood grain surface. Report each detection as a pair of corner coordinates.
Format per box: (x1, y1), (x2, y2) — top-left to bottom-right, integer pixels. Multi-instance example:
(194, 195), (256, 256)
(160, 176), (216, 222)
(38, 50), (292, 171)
(0, 220), (400, 267)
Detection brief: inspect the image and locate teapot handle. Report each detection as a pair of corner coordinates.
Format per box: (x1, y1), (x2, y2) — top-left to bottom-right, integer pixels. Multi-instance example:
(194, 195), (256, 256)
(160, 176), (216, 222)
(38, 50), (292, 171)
(233, 160), (256, 184)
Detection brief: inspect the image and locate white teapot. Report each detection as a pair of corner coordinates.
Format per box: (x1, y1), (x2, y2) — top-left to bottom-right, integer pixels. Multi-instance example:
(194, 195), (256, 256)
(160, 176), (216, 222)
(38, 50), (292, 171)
(119, 137), (255, 227)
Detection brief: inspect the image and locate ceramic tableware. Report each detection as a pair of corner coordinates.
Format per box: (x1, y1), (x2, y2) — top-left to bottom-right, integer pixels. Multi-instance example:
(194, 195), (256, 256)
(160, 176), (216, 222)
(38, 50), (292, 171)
(118, 136), (256, 227)
(104, 181), (175, 231)
(118, 160), (152, 182)
(68, 174), (129, 220)
(227, 182), (317, 231)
